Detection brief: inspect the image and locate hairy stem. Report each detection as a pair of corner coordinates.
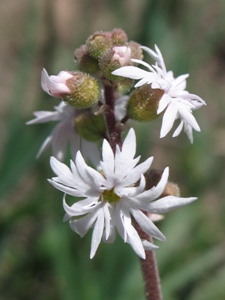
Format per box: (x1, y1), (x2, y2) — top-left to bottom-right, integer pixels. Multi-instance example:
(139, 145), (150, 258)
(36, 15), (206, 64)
(134, 221), (162, 300)
(103, 82), (122, 152)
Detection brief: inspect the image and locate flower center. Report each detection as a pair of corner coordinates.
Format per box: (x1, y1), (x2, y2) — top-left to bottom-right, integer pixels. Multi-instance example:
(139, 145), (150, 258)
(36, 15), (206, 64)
(102, 189), (120, 203)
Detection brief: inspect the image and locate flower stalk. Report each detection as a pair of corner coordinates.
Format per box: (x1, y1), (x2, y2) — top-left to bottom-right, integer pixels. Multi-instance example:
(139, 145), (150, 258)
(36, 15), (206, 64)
(134, 220), (162, 300)
(27, 28), (204, 300)
(103, 82), (122, 152)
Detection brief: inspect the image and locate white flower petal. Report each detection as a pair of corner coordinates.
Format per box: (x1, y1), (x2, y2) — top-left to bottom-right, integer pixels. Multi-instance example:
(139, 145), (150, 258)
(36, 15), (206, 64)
(141, 45), (159, 61)
(41, 69), (51, 94)
(48, 179), (87, 197)
(119, 174), (146, 197)
(69, 159), (93, 193)
(184, 123), (194, 143)
(114, 155), (140, 183)
(114, 128), (139, 179)
(52, 70), (73, 81)
(103, 204), (116, 244)
(36, 135), (52, 158)
(112, 66), (151, 80)
(142, 240), (159, 251)
(130, 209), (166, 241)
(52, 123), (69, 161)
(121, 205), (145, 259)
(90, 207), (105, 259)
(134, 167), (169, 204)
(41, 68), (71, 97)
(160, 102), (178, 138)
(131, 58), (155, 72)
(154, 45), (166, 70)
(63, 195), (99, 217)
(76, 151), (107, 189)
(172, 120), (184, 138)
(113, 129), (143, 182)
(114, 95), (129, 121)
(178, 104), (200, 132)
(70, 208), (99, 237)
(103, 226), (116, 244)
(134, 77), (150, 88)
(63, 213), (71, 222)
(50, 156), (75, 186)
(70, 197), (97, 209)
(26, 110), (60, 124)
(141, 45), (167, 74)
(121, 128), (136, 159)
(120, 157), (153, 187)
(115, 203), (126, 241)
(157, 94), (171, 114)
(127, 225), (146, 259)
(171, 74), (189, 90)
(114, 148), (139, 178)
(103, 204), (111, 240)
(181, 93), (205, 106)
(149, 196), (197, 213)
(100, 139), (115, 185)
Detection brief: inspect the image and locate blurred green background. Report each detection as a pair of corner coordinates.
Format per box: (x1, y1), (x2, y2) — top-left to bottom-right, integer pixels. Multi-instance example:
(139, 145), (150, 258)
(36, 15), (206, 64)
(1, 0), (225, 299)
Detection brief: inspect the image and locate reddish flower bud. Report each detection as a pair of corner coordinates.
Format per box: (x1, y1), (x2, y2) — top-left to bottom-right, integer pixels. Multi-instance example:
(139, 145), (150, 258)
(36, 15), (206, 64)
(99, 46), (131, 80)
(111, 28), (128, 45)
(86, 31), (112, 60)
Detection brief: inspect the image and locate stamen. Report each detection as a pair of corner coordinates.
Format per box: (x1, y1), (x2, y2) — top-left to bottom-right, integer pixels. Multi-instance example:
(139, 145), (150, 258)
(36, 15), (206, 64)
(102, 189), (120, 203)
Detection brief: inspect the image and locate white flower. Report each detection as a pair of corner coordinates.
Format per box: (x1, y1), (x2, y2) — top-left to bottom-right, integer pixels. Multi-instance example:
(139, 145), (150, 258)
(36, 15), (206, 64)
(112, 45), (206, 142)
(49, 128), (196, 259)
(26, 101), (100, 163)
(41, 68), (73, 98)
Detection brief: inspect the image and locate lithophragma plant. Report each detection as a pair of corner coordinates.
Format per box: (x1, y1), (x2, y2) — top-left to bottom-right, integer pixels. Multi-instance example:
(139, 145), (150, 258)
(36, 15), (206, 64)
(27, 28), (205, 300)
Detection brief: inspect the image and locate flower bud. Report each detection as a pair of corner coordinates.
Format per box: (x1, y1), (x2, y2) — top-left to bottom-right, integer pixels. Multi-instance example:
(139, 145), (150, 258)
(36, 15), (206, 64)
(127, 41), (143, 60)
(115, 78), (134, 94)
(63, 72), (100, 108)
(111, 28), (128, 45)
(74, 45), (99, 74)
(41, 69), (73, 98)
(86, 31), (112, 60)
(127, 85), (164, 122)
(99, 46), (131, 81)
(161, 182), (180, 197)
(145, 169), (180, 197)
(112, 46), (131, 65)
(144, 169), (163, 190)
(74, 111), (106, 141)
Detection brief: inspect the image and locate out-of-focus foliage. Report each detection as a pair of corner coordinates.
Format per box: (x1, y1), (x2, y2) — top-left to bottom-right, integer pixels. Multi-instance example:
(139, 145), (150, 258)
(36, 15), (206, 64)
(0, 0), (225, 299)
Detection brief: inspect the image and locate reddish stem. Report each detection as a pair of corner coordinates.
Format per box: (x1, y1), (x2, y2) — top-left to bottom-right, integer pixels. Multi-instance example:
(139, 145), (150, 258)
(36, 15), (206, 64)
(103, 83), (122, 152)
(134, 221), (162, 300)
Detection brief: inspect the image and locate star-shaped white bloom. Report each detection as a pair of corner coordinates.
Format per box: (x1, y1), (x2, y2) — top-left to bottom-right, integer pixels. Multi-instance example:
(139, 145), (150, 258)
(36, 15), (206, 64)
(27, 101), (100, 163)
(49, 128), (196, 259)
(112, 45), (206, 142)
